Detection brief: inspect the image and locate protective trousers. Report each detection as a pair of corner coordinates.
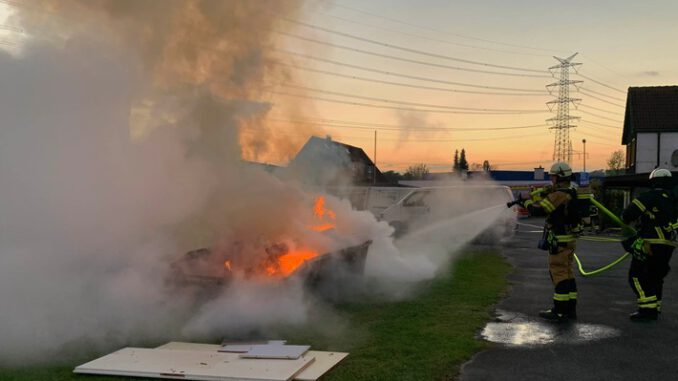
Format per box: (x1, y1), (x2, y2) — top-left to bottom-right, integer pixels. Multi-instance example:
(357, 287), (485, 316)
(549, 243), (577, 315)
(628, 244), (674, 312)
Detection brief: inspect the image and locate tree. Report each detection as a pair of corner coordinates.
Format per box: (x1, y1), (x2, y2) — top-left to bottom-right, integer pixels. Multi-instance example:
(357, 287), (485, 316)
(453, 150), (459, 172)
(404, 163), (429, 180)
(482, 160), (491, 172)
(459, 148), (469, 171)
(470, 162), (483, 171)
(606, 150), (624, 174)
(382, 170), (403, 184)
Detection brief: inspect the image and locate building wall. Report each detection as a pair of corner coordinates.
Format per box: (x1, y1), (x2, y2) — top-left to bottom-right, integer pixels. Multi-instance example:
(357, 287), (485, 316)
(635, 132), (678, 172)
(659, 132), (678, 170)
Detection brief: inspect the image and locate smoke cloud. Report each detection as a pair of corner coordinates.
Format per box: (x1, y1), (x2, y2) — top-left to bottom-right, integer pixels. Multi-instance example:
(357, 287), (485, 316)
(0, 0), (512, 366)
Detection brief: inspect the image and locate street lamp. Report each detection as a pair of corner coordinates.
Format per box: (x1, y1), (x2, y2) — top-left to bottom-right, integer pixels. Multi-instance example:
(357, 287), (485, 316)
(582, 139), (587, 172)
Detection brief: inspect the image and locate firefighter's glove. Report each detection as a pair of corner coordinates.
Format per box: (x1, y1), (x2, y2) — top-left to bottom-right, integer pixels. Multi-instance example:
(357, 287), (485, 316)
(507, 195), (525, 208)
(622, 235), (648, 262)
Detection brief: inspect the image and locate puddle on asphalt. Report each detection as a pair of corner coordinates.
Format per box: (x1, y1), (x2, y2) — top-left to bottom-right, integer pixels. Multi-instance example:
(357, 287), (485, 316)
(481, 309), (620, 346)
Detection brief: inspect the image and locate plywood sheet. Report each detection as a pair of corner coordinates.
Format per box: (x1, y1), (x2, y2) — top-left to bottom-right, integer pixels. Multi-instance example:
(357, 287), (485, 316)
(74, 347), (314, 381)
(156, 342), (348, 381)
(239, 345), (310, 360)
(293, 351), (348, 381)
(218, 340), (287, 353)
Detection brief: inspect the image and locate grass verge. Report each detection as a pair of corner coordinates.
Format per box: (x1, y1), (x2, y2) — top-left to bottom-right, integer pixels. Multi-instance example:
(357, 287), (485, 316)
(0, 249), (510, 381)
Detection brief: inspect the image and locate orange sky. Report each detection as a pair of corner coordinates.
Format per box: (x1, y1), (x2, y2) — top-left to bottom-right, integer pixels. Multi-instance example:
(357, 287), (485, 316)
(3, 1), (676, 173)
(254, 1), (678, 172)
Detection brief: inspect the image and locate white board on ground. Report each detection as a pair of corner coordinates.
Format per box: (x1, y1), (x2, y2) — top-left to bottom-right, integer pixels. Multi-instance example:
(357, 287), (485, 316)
(220, 340), (286, 353)
(239, 345), (310, 360)
(157, 342), (349, 381)
(74, 347), (314, 381)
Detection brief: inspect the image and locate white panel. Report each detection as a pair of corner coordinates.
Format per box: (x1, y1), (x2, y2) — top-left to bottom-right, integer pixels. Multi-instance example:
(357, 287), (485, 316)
(636, 132), (658, 173)
(156, 342), (348, 381)
(239, 345), (310, 360)
(293, 351), (348, 381)
(659, 132), (678, 169)
(74, 347), (314, 381)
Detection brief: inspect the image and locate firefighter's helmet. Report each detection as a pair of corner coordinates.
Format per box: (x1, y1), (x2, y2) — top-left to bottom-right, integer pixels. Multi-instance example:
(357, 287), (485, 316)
(549, 162), (573, 178)
(649, 168), (672, 188)
(649, 168), (672, 179)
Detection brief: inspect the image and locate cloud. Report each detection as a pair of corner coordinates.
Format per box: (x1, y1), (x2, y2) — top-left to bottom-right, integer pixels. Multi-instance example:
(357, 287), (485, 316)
(639, 70), (660, 77)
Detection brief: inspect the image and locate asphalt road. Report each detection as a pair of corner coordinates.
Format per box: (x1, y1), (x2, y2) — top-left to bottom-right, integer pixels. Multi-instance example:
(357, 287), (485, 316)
(460, 217), (678, 381)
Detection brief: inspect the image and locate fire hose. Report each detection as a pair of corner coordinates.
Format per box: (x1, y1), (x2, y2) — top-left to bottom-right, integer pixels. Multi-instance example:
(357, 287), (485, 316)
(510, 191), (637, 277)
(573, 196), (636, 277)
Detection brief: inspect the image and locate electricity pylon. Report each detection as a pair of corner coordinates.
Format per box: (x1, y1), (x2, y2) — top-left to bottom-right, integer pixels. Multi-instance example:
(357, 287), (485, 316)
(546, 53), (581, 164)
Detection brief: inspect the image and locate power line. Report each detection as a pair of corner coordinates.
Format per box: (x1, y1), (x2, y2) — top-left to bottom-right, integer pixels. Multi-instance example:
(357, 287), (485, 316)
(583, 119), (622, 129)
(579, 109), (623, 123)
(578, 53), (633, 79)
(266, 117), (550, 132)
(330, 2), (558, 53)
(313, 9), (548, 58)
(277, 62), (550, 97)
(579, 103), (623, 115)
(575, 73), (626, 94)
(276, 83), (547, 113)
(278, 49), (548, 93)
(280, 17), (549, 74)
(268, 91), (549, 115)
(241, 127), (536, 142)
(578, 89), (625, 108)
(579, 86), (625, 102)
(278, 31), (551, 78)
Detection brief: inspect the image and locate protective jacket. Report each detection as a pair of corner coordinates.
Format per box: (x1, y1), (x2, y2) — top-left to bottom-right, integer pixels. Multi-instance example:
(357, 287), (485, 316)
(623, 188), (677, 315)
(525, 186), (579, 249)
(622, 189), (677, 246)
(524, 185), (579, 317)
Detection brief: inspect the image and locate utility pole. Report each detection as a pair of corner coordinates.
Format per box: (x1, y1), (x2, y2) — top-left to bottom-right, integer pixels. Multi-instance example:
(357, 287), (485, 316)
(582, 138), (587, 172)
(547, 53), (582, 164)
(373, 130), (377, 185)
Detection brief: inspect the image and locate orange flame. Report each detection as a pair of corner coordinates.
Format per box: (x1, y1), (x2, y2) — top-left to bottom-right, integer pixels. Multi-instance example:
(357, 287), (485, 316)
(262, 249), (319, 277)
(276, 249), (319, 277)
(224, 260), (232, 272)
(311, 196), (336, 232)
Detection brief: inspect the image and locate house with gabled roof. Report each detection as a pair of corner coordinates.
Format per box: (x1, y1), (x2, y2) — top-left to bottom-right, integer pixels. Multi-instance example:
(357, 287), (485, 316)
(622, 85), (678, 174)
(602, 86), (678, 210)
(287, 135), (385, 185)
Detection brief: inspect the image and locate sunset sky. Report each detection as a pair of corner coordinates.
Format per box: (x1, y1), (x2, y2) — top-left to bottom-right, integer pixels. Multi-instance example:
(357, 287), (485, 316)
(269, 0), (678, 172)
(3, 0), (678, 172)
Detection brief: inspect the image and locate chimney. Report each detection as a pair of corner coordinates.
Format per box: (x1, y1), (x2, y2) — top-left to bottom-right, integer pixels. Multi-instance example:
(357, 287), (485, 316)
(326, 135), (332, 141)
(534, 166), (545, 180)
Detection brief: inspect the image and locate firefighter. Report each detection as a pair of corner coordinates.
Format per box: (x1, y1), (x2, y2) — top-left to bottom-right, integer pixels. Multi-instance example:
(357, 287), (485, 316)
(622, 168), (677, 321)
(516, 162), (580, 321)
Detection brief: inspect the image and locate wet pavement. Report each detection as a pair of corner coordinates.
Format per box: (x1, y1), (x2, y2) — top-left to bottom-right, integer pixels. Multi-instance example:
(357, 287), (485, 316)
(460, 218), (678, 381)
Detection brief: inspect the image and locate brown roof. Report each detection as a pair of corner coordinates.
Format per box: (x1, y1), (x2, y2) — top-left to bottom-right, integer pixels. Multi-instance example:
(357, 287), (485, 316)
(622, 86), (678, 144)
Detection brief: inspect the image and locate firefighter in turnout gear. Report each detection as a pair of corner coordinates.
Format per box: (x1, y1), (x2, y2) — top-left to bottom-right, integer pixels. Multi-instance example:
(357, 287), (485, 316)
(622, 168), (677, 321)
(515, 162), (580, 321)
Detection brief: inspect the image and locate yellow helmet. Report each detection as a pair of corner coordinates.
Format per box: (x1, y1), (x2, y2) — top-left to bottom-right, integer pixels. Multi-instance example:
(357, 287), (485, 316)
(549, 162), (572, 178)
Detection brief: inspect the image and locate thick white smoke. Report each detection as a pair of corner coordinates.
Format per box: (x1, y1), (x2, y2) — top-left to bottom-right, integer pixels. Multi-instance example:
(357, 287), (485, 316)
(0, 0), (511, 366)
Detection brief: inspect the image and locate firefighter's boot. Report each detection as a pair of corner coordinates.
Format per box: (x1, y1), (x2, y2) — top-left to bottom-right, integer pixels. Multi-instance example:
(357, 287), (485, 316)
(566, 300), (577, 320)
(629, 309), (658, 322)
(539, 309), (568, 322)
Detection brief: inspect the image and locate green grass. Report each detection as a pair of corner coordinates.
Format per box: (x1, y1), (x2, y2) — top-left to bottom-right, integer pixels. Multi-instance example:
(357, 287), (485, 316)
(0, 250), (510, 381)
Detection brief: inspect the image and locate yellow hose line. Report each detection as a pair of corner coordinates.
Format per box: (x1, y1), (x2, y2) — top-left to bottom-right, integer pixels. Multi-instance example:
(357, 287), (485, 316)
(579, 236), (623, 242)
(573, 252), (630, 277)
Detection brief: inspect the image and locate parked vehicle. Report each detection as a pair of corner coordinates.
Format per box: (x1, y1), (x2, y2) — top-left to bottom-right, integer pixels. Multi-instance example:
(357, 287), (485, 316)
(376, 185), (517, 240)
